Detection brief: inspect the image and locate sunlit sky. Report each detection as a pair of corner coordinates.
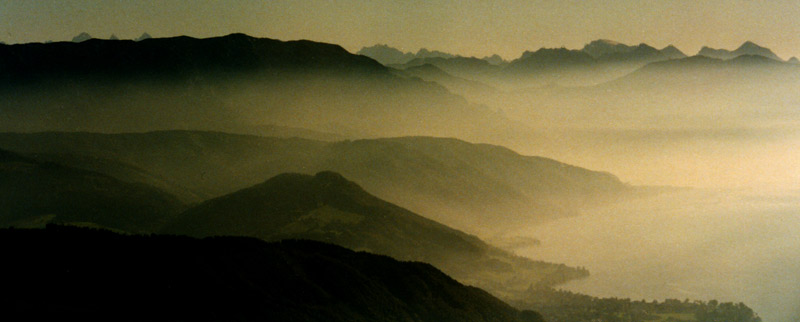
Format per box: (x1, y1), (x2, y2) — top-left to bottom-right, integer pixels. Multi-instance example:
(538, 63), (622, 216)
(2, 0), (800, 60)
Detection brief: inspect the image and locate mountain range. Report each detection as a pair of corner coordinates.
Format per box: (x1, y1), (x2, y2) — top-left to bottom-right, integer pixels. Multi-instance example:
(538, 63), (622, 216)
(363, 39), (784, 68)
(0, 131), (629, 235)
(2, 225), (544, 322)
(363, 39), (788, 89)
(0, 143), (591, 302)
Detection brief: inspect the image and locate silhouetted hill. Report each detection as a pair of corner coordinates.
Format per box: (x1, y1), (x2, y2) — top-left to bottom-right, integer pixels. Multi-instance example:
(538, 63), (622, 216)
(697, 41), (781, 61)
(163, 171), (590, 297)
(0, 148), (185, 232)
(1, 225), (544, 322)
(0, 131), (629, 235)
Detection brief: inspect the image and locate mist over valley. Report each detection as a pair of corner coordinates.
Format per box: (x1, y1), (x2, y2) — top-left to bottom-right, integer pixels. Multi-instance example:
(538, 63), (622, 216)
(1, 25), (798, 322)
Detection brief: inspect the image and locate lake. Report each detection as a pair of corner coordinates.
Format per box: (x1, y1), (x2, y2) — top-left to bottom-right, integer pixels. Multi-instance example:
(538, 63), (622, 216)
(514, 188), (800, 322)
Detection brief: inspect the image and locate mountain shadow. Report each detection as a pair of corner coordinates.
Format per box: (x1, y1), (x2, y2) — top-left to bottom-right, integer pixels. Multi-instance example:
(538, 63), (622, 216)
(2, 225), (544, 322)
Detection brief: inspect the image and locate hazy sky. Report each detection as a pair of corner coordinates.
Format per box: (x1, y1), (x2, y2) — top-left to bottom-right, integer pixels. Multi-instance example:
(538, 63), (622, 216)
(2, 0), (800, 60)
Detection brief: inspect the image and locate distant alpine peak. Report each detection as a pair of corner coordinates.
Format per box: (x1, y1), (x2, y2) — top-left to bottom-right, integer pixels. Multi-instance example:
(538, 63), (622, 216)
(660, 45), (687, 59)
(737, 40), (761, 50)
(582, 39), (635, 58)
(698, 41), (781, 61)
(592, 39), (623, 46)
(72, 32), (92, 43)
(135, 32), (152, 42)
(788, 57), (800, 64)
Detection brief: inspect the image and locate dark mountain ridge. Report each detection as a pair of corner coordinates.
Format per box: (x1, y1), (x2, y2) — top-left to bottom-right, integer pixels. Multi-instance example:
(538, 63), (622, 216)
(0, 33), (385, 85)
(0, 33), (515, 142)
(1, 225), (543, 322)
(0, 148), (185, 232)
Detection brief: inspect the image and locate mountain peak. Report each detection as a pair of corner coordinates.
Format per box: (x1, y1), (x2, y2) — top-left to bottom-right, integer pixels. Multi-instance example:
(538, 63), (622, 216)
(483, 54), (506, 65)
(135, 32), (152, 42)
(788, 57), (800, 64)
(582, 39), (633, 58)
(737, 41), (760, 50)
(415, 48), (456, 59)
(357, 44), (414, 65)
(700, 42), (780, 61)
(594, 39), (622, 46)
(660, 45), (687, 59)
(733, 41), (780, 60)
(72, 32), (92, 43)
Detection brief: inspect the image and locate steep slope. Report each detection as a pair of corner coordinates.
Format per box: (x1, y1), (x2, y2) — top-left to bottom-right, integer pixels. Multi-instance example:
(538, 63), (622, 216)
(0, 34), (513, 141)
(163, 171), (589, 297)
(0, 148), (185, 232)
(2, 225), (544, 322)
(0, 131), (629, 234)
